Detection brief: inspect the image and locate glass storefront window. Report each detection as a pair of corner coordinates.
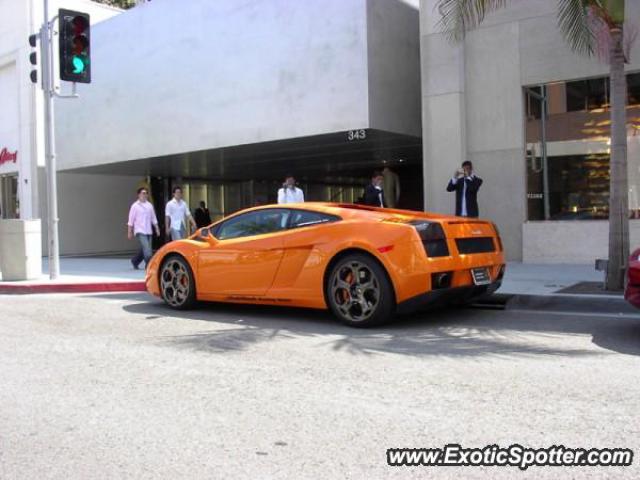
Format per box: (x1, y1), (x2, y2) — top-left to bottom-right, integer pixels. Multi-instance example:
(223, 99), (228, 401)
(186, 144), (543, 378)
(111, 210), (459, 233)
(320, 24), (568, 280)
(527, 154), (609, 220)
(525, 72), (640, 221)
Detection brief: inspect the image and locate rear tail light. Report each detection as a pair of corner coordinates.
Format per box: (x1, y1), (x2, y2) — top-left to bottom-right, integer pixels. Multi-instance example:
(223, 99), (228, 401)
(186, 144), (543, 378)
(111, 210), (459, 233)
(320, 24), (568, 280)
(628, 265), (640, 286)
(628, 269), (640, 286)
(627, 250), (640, 286)
(492, 223), (504, 252)
(411, 221), (449, 257)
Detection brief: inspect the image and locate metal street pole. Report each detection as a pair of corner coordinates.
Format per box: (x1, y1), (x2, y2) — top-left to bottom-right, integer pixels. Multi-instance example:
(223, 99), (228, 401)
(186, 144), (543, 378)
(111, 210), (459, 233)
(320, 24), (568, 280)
(526, 86), (550, 220)
(540, 85), (550, 220)
(42, 0), (60, 279)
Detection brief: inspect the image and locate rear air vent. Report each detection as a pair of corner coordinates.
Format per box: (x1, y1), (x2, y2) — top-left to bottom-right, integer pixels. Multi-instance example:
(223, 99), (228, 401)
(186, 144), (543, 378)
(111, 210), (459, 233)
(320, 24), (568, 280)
(455, 237), (495, 254)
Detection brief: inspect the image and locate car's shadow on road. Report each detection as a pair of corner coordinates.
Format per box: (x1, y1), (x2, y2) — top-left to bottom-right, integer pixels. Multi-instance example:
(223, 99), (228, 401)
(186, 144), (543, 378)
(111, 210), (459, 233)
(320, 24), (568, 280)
(94, 292), (640, 359)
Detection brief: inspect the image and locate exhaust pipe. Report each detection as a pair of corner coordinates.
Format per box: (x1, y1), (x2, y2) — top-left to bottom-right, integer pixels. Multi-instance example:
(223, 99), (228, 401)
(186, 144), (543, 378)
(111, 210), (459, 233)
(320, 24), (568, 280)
(431, 272), (452, 290)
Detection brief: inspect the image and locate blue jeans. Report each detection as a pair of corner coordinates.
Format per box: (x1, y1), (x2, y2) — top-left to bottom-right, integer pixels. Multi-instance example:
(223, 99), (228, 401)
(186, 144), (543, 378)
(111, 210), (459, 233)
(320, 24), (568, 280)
(170, 227), (186, 241)
(132, 233), (153, 268)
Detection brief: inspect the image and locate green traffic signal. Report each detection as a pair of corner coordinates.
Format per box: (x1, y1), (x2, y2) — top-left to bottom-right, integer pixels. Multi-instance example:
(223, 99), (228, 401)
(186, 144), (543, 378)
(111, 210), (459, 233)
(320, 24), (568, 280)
(72, 55), (88, 74)
(58, 9), (91, 83)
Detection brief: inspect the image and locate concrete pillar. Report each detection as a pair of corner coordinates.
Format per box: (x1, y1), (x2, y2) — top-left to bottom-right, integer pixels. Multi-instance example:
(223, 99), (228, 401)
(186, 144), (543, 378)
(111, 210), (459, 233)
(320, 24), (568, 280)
(420, 1), (466, 215)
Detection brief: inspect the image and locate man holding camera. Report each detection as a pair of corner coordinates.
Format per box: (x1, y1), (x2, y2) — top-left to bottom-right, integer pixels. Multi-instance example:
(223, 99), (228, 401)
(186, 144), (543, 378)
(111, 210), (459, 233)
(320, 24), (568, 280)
(277, 175), (305, 204)
(446, 161), (483, 218)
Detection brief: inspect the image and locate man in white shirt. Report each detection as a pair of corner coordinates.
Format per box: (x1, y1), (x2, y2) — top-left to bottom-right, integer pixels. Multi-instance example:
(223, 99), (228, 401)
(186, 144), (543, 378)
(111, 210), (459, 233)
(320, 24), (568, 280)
(277, 175), (305, 204)
(165, 186), (196, 241)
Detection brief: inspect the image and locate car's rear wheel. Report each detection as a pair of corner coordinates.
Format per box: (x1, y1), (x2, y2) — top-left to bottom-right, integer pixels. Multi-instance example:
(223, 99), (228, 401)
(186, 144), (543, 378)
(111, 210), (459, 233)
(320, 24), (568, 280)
(160, 254), (196, 310)
(325, 253), (395, 327)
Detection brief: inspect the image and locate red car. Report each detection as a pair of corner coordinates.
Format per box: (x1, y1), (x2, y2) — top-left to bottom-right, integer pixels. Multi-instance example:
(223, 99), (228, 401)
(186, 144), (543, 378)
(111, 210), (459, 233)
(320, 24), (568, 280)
(624, 248), (640, 308)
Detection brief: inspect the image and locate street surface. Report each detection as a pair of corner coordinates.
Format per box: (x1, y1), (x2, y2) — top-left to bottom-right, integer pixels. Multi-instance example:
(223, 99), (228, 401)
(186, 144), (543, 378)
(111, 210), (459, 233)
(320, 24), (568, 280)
(1, 293), (640, 479)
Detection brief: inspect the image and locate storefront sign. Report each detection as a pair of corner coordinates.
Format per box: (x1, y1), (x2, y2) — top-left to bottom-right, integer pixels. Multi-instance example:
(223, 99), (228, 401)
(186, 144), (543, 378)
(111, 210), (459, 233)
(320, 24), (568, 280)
(0, 148), (18, 166)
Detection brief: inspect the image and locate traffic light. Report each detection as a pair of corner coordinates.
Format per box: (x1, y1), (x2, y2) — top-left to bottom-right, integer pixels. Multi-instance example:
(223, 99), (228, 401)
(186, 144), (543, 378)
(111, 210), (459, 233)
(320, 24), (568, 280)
(28, 33), (38, 84)
(58, 9), (91, 83)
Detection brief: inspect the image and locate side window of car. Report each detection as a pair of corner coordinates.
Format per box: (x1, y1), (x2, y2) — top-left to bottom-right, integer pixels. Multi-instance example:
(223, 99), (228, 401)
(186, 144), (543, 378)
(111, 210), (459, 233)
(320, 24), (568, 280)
(289, 210), (340, 228)
(214, 209), (290, 240)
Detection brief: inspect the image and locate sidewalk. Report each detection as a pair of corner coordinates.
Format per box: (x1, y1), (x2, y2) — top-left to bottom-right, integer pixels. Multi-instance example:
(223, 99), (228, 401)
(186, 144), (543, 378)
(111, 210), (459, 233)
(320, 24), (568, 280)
(497, 262), (608, 297)
(0, 257), (146, 294)
(0, 258), (627, 311)
(495, 262), (632, 314)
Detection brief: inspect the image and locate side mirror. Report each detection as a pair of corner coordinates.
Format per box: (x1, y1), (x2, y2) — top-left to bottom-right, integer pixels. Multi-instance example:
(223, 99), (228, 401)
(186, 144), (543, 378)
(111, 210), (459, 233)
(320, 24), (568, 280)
(196, 227), (211, 241)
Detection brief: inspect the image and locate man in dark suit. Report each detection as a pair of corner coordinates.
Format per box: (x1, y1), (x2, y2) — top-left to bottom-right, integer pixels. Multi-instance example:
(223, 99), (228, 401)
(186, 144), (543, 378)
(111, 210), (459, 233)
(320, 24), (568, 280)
(362, 171), (387, 207)
(194, 201), (212, 228)
(446, 161), (483, 217)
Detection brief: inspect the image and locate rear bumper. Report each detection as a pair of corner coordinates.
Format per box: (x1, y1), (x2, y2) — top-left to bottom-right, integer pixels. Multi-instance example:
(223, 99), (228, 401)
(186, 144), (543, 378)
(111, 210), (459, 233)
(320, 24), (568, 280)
(396, 280), (502, 315)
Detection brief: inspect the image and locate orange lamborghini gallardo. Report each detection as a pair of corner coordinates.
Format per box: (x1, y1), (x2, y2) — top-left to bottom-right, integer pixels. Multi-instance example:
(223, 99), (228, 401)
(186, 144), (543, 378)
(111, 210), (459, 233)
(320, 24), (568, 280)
(146, 203), (505, 327)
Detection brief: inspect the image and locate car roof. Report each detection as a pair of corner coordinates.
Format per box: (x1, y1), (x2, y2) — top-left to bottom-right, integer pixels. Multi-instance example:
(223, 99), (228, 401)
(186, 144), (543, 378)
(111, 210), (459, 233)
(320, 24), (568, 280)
(231, 202), (464, 223)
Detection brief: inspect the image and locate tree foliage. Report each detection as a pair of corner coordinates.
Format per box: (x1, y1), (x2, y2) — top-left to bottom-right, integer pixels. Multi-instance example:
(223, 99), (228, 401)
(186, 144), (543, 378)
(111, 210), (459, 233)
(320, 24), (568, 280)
(92, 0), (137, 9)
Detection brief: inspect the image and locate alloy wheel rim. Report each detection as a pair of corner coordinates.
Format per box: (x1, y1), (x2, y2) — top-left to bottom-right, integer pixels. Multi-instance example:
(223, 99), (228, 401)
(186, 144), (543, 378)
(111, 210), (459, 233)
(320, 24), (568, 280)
(161, 259), (190, 307)
(330, 261), (380, 322)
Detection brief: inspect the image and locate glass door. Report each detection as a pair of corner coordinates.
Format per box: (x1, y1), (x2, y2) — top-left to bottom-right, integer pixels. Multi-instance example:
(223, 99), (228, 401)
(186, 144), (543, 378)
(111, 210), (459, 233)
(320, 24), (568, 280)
(0, 175), (18, 219)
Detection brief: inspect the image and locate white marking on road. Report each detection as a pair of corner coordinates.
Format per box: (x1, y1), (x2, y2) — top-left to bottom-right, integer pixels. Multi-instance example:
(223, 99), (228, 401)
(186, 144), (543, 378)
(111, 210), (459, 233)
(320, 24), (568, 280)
(509, 309), (640, 319)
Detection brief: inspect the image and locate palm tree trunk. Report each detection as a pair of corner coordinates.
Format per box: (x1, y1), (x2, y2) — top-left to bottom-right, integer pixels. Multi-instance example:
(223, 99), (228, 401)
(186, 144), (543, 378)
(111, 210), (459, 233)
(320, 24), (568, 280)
(606, 26), (629, 290)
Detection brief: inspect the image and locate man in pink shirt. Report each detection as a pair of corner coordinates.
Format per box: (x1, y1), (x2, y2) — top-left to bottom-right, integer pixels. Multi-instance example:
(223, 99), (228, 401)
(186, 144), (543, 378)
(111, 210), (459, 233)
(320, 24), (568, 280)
(127, 187), (160, 270)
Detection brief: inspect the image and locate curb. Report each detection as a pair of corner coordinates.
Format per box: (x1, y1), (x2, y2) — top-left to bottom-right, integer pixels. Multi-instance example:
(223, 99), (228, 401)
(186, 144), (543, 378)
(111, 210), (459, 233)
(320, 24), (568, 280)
(488, 293), (637, 315)
(0, 281), (146, 295)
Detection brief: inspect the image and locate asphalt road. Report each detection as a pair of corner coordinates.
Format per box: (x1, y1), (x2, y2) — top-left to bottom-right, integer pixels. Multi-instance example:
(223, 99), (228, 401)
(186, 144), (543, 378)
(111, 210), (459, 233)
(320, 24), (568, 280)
(1, 293), (640, 479)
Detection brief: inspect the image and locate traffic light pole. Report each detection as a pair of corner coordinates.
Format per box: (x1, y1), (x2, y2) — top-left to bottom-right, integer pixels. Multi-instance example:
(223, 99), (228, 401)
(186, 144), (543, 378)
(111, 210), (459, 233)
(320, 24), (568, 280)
(37, 1), (85, 279)
(41, 0), (60, 279)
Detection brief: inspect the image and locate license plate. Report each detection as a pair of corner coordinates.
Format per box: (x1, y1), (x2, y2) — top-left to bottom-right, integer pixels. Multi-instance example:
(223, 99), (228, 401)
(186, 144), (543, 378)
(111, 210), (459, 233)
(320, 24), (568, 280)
(471, 268), (491, 286)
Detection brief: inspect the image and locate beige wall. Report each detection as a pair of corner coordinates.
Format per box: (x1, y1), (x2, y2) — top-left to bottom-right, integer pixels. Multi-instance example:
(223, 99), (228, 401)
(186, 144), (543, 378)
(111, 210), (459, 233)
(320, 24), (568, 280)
(524, 220), (640, 264)
(40, 172), (141, 256)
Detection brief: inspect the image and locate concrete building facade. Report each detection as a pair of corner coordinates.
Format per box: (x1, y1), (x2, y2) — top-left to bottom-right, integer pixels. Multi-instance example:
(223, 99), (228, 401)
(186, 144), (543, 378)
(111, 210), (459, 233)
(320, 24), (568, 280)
(49, 0), (422, 255)
(3, 0), (422, 257)
(0, 0), (120, 235)
(420, 0), (640, 262)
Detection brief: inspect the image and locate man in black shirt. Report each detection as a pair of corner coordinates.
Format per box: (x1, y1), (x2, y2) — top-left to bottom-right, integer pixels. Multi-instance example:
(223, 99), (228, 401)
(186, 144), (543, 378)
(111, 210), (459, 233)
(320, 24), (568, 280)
(446, 161), (483, 217)
(194, 201), (212, 228)
(362, 171), (387, 208)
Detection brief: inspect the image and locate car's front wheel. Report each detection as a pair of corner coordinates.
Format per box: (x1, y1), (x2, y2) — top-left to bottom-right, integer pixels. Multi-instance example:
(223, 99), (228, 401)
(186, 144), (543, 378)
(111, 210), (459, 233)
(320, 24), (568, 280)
(325, 253), (395, 327)
(160, 254), (196, 310)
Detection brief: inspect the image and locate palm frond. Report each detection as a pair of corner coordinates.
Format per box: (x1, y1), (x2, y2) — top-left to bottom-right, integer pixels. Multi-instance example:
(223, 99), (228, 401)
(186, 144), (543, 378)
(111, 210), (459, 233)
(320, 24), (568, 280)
(435, 0), (508, 43)
(557, 0), (596, 56)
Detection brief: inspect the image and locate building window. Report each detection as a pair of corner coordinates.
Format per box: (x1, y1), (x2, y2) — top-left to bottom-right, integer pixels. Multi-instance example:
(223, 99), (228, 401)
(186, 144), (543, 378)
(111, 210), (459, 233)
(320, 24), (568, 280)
(566, 80), (588, 111)
(629, 72), (640, 106)
(566, 78), (608, 112)
(525, 86), (542, 119)
(587, 78), (607, 109)
(524, 73), (640, 221)
(527, 154), (609, 221)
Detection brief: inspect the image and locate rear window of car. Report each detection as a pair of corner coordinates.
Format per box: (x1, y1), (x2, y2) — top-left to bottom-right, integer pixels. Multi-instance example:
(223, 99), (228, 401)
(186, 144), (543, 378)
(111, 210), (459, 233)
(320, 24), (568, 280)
(289, 210), (340, 228)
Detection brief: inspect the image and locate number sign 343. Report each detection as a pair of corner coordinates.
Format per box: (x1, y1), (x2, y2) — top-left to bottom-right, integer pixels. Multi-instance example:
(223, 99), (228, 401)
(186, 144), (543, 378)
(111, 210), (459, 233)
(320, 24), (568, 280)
(347, 130), (366, 141)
